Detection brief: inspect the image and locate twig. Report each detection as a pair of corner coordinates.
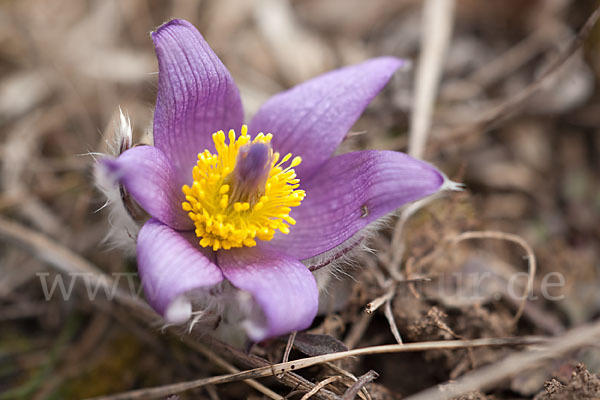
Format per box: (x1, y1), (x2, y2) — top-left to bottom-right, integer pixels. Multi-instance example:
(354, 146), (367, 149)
(450, 231), (536, 323)
(409, 0), (455, 159)
(324, 364), (370, 400)
(182, 336), (339, 400)
(383, 300), (403, 345)
(85, 336), (545, 400)
(364, 284), (403, 345)
(344, 312), (373, 350)
(341, 370), (378, 400)
(407, 229), (536, 324)
(388, 0), (456, 280)
(403, 319), (600, 400)
(364, 285), (395, 314)
(300, 376), (344, 400)
(388, 196), (438, 277)
(205, 385), (220, 400)
(180, 338), (283, 400)
(283, 331), (297, 364)
(0, 216), (303, 400)
(277, 331), (297, 378)
(0, 216), (155, 318)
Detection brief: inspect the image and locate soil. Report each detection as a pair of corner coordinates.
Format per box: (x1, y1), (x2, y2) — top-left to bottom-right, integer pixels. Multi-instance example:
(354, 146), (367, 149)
(1, 1), (600, 399)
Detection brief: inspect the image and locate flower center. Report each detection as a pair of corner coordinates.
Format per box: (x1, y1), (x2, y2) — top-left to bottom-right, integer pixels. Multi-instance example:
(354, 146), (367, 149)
(182, 125), (305, 251)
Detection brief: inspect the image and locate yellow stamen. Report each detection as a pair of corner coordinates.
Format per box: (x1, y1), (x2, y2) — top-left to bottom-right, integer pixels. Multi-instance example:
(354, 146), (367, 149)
(181, 125), (305, 251)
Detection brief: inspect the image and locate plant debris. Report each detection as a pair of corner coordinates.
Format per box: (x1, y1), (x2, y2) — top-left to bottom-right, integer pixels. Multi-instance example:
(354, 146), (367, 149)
(2, 1), (600, 399)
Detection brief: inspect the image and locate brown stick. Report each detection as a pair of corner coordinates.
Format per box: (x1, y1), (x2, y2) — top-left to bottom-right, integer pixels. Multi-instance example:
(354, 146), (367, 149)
(341, 370), (379, 400)
(0, 216), (336, 400)
(403, 319), (600, 400)
(84, 336), (545, 400)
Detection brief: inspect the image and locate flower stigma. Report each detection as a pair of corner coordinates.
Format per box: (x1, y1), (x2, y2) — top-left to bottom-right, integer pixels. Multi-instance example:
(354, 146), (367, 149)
(182, 125), (305, 251)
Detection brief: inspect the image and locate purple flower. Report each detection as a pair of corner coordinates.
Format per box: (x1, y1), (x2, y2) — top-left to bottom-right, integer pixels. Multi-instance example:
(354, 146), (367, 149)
(102, 19), (451, 342)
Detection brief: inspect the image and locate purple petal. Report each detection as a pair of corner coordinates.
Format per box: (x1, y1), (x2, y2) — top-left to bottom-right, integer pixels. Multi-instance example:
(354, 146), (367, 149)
(152, 19), (244, 185)
(249, 57), (405, 180)
(266, 150), (445, 260)
(137, 219), (223, 323)
(217, 246), (318, 341)
(101, 146), (192, 230)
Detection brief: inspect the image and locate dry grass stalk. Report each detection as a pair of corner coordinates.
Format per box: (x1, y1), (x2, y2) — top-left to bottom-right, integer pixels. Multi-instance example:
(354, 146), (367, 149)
(300, 376), (345, 400)
(409, 0), (455, 160)
(450, 230), (536, 323)
(341, 370), (379, 400)
(84, 336), (546, 400)
(403, 319), (600, 400)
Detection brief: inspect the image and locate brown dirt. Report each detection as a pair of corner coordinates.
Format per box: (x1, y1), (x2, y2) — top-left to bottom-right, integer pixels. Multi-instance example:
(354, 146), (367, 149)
(2, 1), (600, 399)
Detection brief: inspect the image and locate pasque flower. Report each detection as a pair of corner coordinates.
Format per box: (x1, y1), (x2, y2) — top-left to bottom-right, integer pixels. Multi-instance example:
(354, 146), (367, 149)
(101, 19), (453, 342)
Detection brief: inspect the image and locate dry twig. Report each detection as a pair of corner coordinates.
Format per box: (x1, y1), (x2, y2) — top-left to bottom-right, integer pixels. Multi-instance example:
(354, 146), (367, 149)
(85, 336), (545, 400)
(341, 370), (379, 400)
(404, 319), (600, 400)
(450, 231), (536, 323)
(300, 376), (344, 400)
(383, 299), (403, 345)
(0, 216), (313, 400)
(409, 0), (455, 159)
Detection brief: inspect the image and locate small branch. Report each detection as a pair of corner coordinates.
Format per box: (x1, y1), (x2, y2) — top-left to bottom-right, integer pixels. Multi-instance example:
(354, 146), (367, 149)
(344, 312), (373, 350)
(178, 338), (283, 400)
(389, 196), (436, 277)
(409, 0), (456, 159)
(183, 336), (338, 400)
(300, 376), (344, 400)
(341, 370), (379, 400)
(0, 216), (151, 317)
(383, 299), (403, 345)
(85, 336), (545, 400)
(0, 216), (330, 400)
(388, 0), (457, 280)
(277, 330), (297, 378)
(450, 230), (536, 323)
(405, 229), (537, 324)
(403, 319), (600, 400)
(325, 364), (370, 400)
(365, 285), (395, 314)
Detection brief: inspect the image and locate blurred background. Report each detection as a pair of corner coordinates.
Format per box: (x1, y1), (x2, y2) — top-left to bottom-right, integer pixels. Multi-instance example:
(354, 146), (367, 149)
(1, 0), (600, 399)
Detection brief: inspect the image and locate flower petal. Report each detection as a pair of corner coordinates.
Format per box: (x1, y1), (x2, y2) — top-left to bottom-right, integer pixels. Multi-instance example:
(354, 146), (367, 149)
(101, 146), (192, 230)
(152, 19), (244, 185)
(217, 246), (318, 341)
(266, 150), (445, 260)
(137, 219), (223, 323)
(249, 57), (406, 180)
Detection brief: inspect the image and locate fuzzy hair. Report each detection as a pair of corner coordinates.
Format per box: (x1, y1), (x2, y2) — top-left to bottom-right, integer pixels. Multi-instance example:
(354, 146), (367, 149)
(306, 217), (390, 290)
(161, 282), (266, 348)
(307, 174), (464, 312)
(93, 108), (139, 256)
(93, 111), (465, 343)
